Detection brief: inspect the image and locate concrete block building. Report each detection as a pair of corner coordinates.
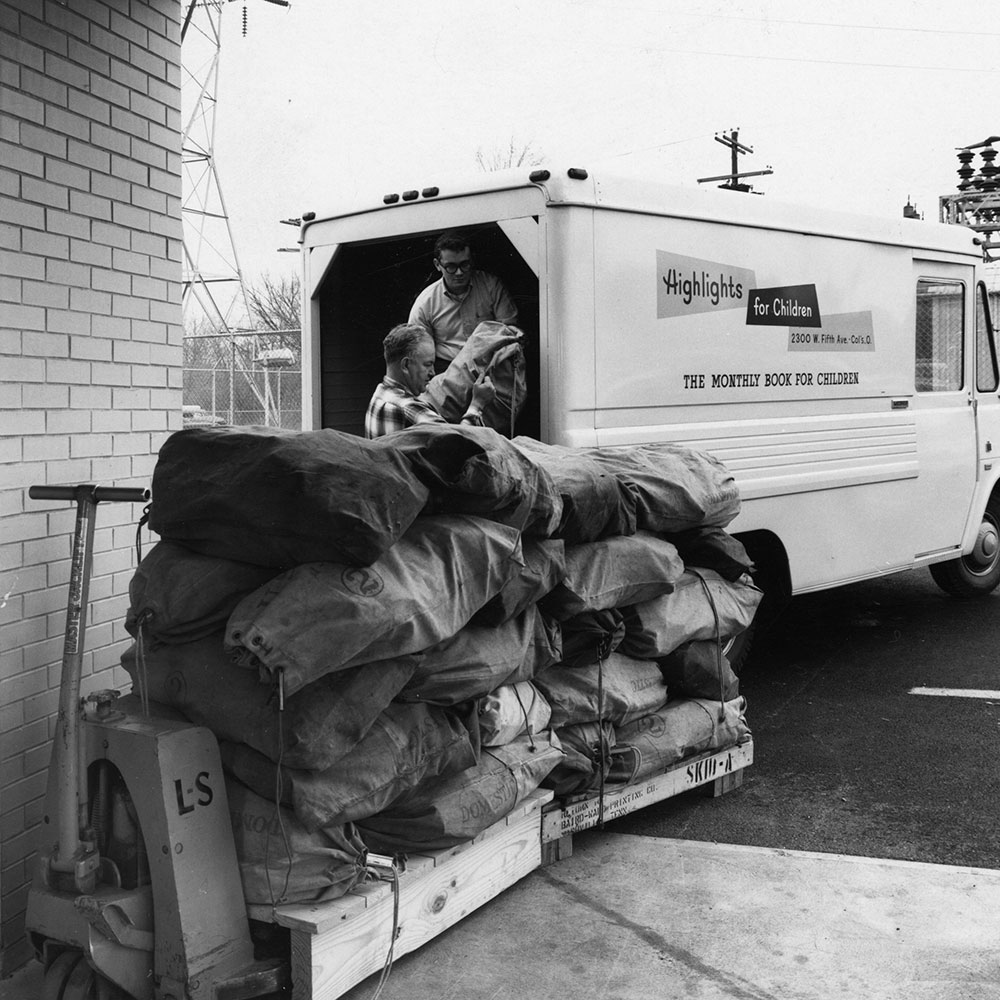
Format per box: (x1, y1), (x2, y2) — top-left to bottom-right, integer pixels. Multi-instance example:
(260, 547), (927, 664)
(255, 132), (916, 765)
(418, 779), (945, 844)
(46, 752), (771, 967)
(0, 0), (183, 973)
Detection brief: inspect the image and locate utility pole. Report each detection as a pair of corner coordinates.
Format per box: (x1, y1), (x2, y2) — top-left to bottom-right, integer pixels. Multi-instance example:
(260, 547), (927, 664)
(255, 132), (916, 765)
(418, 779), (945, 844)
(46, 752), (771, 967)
(697, 129), (773, 194)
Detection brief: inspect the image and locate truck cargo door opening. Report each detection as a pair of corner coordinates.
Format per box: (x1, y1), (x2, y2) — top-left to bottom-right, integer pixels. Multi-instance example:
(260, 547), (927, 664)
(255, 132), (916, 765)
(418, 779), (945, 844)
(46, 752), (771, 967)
(307, 220), (541, 439)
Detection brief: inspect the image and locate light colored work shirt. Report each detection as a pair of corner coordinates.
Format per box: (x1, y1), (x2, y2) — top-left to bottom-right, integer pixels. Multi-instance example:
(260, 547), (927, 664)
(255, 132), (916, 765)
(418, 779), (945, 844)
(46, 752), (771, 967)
(408, 271), (518, 363)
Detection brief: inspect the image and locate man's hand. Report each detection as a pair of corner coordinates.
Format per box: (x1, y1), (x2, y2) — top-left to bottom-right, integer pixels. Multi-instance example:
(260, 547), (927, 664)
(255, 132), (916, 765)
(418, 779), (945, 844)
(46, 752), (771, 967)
(470, 371), (496, 412)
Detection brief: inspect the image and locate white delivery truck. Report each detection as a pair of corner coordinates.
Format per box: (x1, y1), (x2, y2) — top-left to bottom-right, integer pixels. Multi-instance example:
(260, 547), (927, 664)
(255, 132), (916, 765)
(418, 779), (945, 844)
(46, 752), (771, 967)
(297, 166), (1000, 615)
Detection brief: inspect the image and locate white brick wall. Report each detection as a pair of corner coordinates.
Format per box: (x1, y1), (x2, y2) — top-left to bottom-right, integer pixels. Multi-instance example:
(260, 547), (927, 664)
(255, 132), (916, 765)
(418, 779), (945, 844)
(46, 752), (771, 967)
(0, 0), (182, 972)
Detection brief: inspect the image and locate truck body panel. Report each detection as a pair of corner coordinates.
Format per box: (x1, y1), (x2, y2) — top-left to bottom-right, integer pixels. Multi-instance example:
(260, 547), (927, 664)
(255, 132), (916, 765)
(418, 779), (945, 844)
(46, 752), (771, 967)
(299, 168), (1000, 597)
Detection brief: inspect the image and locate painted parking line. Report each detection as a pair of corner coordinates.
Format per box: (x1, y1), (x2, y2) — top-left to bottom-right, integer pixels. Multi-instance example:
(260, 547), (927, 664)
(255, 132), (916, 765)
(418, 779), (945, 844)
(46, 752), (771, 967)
(909, 687), (1000, 700)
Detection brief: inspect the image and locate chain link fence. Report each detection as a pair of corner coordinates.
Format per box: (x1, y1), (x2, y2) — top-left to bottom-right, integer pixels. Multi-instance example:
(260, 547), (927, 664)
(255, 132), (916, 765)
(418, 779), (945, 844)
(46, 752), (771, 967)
(183, 329), (302, 429)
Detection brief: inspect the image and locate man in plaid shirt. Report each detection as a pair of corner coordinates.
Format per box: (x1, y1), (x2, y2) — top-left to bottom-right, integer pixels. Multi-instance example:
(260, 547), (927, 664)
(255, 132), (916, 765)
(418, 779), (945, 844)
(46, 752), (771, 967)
(365, 324), (495, 439)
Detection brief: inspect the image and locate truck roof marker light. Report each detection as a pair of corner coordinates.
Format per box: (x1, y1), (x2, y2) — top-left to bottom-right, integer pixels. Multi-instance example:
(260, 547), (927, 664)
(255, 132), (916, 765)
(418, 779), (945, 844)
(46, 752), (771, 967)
(383, 193), (400, 204)
(529, 169), (551, 182)
(402, 190), (419, 201)
(422, 186), (440, 198)
(567, 167), (588, 180)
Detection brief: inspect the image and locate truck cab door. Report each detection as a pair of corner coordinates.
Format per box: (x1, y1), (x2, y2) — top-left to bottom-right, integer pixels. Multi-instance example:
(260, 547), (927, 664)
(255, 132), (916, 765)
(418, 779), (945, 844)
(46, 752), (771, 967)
(973, 280), (1000, 465)
(908, 266), (978, 559)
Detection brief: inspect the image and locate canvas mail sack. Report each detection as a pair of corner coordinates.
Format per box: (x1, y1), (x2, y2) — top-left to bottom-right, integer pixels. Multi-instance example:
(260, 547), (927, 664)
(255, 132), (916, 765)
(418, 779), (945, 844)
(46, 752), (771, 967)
(383, 423), (562, 536)
(659, 640), (740, 702)
(580, 442), (742, 532)
(610, 696), (750, 783)
(121, 634), (418, 771)
(541, 532), (684, 621)
(397, 604), (561, 707)
(148, 425), (430, 569)
(421, 320), (527, 435)
(225, 775), (368, 906)
(619, 570), (763, 660)
(472, 537), (566, 626)
(357, 732), (565, 853)
(558, 609), (626, 667)
(477, 681), (552, 747)
(534, 652), (669, 729)
(225, 515), (523, 695)
(541, 719), (616, 797)
(125, 541), (278, 644)
(510, 436), (638, 543)
(666, 526), (754, 581)
(220, 701), (479, 832)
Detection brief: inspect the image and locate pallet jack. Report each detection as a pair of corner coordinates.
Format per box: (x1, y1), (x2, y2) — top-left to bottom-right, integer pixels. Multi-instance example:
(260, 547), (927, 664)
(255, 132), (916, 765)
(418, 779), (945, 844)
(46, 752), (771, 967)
(23, 485), (288, 1000)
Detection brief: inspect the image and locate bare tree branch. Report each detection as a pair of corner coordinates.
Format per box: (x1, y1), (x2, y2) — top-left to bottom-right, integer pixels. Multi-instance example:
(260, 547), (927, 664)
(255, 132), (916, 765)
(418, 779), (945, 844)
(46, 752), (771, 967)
(475, 138), (545, 172)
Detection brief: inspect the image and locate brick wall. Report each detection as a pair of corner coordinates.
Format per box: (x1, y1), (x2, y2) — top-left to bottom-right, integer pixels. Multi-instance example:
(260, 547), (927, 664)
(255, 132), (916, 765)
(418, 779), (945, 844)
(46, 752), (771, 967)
(0, 0), (182, 973)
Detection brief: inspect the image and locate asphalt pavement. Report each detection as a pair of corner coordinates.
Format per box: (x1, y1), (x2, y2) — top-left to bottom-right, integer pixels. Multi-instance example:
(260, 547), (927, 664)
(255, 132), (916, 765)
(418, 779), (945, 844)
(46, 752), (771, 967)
(611, 567), (1000, 868)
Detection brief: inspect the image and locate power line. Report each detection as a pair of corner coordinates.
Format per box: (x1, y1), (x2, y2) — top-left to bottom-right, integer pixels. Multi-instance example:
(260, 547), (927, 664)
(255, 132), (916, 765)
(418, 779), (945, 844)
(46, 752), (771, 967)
(675, 9), (1000, 39)
(618, 42), (1000, 75)
(562, 2), (1000, 39)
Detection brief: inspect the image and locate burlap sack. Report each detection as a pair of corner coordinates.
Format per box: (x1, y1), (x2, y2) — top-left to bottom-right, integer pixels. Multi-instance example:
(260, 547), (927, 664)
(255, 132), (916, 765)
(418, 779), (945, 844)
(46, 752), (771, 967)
(225, 515), (523, 695)
(148, 425), (430, 569)
(121, 634), (418, 771)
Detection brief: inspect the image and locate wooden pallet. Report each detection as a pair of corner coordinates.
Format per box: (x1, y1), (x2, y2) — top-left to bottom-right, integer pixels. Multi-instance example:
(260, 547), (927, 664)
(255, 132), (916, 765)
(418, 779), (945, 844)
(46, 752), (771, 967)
(266, 738), (753, 1000)
(540, 738), (754, 863)
(268, 789), (552, 1000)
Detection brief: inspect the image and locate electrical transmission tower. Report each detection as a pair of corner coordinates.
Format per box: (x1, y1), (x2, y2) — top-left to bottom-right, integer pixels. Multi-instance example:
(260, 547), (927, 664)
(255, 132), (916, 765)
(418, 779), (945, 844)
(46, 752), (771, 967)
(180, 0), (252, 332)
(180, 1), (291, 425)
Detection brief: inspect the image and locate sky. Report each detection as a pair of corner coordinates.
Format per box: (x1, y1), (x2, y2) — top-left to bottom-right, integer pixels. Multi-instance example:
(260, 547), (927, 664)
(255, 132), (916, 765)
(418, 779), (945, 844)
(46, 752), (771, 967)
(181, 0), (1000, 304)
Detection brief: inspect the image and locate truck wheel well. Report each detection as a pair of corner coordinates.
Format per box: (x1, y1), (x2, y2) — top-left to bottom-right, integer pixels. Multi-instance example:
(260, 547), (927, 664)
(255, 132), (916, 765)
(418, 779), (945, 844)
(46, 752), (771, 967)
(731, 528), (792, 626)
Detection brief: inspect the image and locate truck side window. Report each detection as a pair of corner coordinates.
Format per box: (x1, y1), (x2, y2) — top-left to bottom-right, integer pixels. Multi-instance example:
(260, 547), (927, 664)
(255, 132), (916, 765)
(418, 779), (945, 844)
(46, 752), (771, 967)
(976, 282), (999, 393)
(915, 279), (964, 392)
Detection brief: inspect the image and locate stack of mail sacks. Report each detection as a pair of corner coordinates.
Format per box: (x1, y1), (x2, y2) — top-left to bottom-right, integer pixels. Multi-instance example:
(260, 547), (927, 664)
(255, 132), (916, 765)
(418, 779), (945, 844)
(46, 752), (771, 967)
(124, 422), (755, 906)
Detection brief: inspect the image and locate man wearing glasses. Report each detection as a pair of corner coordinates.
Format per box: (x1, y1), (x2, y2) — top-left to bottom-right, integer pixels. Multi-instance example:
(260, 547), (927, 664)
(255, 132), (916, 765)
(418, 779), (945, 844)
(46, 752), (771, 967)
(408, 230), (518, 371)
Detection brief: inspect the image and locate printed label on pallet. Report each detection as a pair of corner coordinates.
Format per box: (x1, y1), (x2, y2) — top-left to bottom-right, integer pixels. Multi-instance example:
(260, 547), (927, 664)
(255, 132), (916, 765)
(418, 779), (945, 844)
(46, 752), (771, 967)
(554, 742), (753, 837)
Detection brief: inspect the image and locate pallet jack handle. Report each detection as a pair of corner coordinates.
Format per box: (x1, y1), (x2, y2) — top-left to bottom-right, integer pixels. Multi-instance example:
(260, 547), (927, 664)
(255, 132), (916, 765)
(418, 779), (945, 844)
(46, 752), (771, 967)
(29, 484), (149, 890)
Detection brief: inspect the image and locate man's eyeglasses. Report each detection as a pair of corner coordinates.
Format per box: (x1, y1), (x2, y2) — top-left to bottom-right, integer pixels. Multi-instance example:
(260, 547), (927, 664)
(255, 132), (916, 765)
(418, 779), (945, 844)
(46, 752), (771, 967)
(438, 261), (474, 274)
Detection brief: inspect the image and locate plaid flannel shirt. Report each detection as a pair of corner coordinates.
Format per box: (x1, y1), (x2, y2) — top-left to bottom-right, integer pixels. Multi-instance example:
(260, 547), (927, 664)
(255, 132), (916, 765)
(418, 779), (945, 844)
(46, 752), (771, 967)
(364, 377), (483, 439)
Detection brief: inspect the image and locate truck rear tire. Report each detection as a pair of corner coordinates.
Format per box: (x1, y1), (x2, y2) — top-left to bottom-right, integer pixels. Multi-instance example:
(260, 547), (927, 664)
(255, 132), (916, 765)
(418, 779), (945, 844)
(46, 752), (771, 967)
(724, 618), (756, 676)
(929, 495), (1000, 597)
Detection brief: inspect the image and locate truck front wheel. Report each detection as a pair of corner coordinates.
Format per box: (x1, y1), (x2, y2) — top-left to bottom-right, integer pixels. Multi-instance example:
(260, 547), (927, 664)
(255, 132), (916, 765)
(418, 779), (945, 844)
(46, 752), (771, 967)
(929, 495), (1000, 597)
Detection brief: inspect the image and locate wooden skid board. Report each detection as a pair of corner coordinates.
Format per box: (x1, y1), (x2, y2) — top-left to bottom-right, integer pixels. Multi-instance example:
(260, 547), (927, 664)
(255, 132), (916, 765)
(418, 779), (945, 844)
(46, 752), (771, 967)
(260, 741), (752, 1000)
(541, 739), (754, 843)
(279, 790), (551, 1000)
